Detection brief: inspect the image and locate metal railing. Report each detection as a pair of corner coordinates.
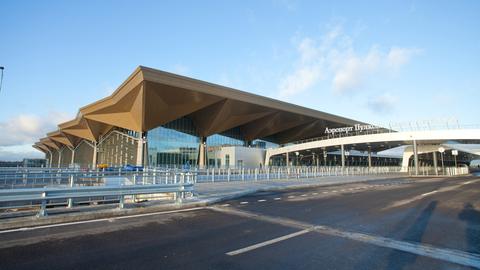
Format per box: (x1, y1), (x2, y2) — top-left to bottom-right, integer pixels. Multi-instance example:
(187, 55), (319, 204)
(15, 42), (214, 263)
(408, 166), (470, 176)
(0, 168), (197, 189)
(194, 166), (403, 183)
(0, 182), (194, 217)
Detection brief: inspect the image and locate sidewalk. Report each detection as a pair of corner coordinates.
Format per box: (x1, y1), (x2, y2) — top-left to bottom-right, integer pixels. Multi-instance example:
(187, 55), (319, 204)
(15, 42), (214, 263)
(0, 174), (407, 230)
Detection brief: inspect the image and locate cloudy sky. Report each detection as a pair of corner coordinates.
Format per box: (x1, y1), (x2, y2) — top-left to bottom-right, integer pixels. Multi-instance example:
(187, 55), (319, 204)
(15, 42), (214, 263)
(0, 0), (479, 160)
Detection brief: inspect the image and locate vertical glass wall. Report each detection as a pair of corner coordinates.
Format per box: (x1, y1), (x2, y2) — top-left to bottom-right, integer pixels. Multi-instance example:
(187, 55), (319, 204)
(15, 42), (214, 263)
(206, 127), (244, 167)
(147, 117), (199, 168)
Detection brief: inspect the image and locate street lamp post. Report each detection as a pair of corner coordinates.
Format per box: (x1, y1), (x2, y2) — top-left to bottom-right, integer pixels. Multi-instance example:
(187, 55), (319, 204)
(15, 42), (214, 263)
(0, 66), (4, 94)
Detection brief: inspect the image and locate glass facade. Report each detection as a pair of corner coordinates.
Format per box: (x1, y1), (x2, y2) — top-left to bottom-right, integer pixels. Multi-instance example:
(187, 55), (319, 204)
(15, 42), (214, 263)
(147, 117), (199, 167)
(146, 117), (277, 168)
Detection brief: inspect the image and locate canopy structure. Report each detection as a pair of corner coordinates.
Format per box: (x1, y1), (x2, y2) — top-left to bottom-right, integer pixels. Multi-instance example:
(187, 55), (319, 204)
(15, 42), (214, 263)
(74, 66), (362, 144)
(35, 66), (367, 167)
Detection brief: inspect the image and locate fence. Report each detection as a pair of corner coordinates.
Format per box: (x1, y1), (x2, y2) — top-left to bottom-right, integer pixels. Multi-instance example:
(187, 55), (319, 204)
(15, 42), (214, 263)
(0, 182), (193, 217)
(408, 166), (470, 176)
(194, 166), (403, 183)
(0, 168), (196, 189)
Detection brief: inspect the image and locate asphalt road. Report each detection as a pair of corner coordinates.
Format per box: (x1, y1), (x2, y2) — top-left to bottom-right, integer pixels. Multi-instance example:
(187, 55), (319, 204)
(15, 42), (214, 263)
(0, 175), (479, 270)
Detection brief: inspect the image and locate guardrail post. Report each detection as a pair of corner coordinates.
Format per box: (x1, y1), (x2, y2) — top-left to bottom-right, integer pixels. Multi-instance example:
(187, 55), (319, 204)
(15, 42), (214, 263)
(119, 195), (125, 209)
(67, 174), (74, 208)
(38, 191), (48, 217)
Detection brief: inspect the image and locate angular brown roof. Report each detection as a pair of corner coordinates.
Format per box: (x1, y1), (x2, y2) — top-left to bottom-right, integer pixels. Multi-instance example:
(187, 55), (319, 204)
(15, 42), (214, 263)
(43, 66), (364, 145)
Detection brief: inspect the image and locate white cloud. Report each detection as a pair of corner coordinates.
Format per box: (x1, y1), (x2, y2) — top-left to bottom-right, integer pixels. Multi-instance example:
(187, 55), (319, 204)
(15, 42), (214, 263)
(279, 65), (323, 98)
(278, 24), (422, 97)
(0, 111), (71, 147)
(367, 93), (398, 113)
(0, 144), (44, 161)
(386, 47), (422, 70)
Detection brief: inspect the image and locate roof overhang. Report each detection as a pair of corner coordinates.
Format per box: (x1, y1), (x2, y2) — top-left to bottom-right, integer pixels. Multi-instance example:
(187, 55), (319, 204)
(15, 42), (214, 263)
(73, 66), (365, 144)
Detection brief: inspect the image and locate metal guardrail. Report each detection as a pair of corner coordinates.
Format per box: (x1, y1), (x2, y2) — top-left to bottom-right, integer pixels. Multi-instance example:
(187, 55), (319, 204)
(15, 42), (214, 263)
(0, 168), (197, 189)
(0, 182), (193, 217)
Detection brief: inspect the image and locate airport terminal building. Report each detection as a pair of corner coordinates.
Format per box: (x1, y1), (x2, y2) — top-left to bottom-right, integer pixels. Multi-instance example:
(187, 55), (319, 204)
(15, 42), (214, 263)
(34, 66), (479, 170)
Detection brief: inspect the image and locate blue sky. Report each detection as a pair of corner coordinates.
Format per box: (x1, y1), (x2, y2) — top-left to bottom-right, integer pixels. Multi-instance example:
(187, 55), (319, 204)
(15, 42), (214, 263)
(0, 0), (479, 160)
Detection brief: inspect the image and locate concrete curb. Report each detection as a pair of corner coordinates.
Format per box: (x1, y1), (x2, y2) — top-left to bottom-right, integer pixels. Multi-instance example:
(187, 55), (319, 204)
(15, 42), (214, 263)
(0, 175), (408, 231)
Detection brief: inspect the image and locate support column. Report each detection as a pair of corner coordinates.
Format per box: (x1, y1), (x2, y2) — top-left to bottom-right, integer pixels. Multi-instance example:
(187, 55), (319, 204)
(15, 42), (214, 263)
(413, 140), (419, 176)
(70, 148), (75, 166)
(135, 132), (146, 167)
(92, 142), (97, 169)
(286, 152), (289, 167)
(46, 150), (52, 168)
(323, 149), (327, 166)
(433, 151), (438, 176)
(57, 149), (62, 168)
(368, 147), (372, 168)
(341, 145), (345, 168)
(198, 137), (206, 169)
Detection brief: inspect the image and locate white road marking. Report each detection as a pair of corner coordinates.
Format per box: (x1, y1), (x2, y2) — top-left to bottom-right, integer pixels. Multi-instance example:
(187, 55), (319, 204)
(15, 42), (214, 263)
(301, 194), (307, 197)
(257, 199), (267, 202)
(212, 206), (480, 268)
(274, 198), (281, 200)
(240, 202), (249, 205)
(221, 204), (230, 207)
(226, 229), (311, 256)
(312, 193), (318, 195)
(385, 179), (480, 209)
(0, 207), (207, 234)
(332, 191), (338, 193)
(288, 196), (295, 198)
(322, 192), (329, 194)
(421, 191), (438, 197)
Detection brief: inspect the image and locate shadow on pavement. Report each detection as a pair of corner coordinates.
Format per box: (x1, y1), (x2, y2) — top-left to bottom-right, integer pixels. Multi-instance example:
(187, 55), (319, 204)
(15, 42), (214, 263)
(458, 203), (480, 254)
(385, 201), (437, 270)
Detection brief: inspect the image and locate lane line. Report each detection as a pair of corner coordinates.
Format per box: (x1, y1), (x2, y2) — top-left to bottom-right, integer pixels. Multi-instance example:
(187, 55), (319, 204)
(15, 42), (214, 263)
(421, 191), (438, 197)
(226, 229), (311, 256)
(0, 207), (207, 234)
(312, 193), (318, 195)
(257, 199), (267, 202)
(301, 194), (307, 197)
(385, 179), (480, 209)
(288, 196), (295, 198)
(221, 204), (230, 207)
(211, 206), (480, 268)
(240, 202), (249, 205)
(274, 198), (281, 200)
